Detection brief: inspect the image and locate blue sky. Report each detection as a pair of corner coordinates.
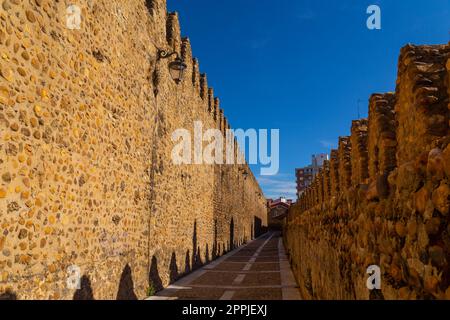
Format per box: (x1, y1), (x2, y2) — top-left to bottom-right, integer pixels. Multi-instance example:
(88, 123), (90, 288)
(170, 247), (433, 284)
(167, 0), (450, 199)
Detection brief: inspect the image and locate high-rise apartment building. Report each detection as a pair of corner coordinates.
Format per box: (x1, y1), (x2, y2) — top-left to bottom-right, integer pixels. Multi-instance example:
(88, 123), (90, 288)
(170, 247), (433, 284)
(295, 153), (329, 198)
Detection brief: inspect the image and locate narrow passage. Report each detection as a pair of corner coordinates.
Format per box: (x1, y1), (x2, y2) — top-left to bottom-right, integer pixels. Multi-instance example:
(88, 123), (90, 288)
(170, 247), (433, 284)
(148, 232), (301, 300)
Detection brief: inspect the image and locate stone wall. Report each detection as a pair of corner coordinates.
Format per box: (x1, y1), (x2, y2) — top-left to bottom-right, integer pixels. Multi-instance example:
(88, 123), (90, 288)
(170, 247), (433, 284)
(0, 0), (267, 299)
(285, 43), (450, 300)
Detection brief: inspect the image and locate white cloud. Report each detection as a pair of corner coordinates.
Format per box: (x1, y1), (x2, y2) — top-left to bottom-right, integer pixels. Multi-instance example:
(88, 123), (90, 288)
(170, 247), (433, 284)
(319, 139), (337, 149)
(257, 174), (297, 199)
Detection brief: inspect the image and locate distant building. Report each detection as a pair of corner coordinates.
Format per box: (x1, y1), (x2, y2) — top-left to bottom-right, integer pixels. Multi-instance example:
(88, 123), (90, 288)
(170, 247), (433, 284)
(312, 153), (329, 170)
(267, 197), (293, 207)
(295, 153), (329, 199)
(267, 197), (293, 230)
(296, 167), (314, 198)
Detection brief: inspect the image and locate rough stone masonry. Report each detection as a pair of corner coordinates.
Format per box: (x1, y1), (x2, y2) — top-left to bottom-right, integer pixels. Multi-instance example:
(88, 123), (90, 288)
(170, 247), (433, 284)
(285, 43), (450, 300)
(0, 0), (267, 299)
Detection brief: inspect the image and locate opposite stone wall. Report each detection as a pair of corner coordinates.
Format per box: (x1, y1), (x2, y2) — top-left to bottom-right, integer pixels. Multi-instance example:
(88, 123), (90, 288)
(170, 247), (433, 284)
(288, 43), (450, 300)
(0, 0), (267, 299)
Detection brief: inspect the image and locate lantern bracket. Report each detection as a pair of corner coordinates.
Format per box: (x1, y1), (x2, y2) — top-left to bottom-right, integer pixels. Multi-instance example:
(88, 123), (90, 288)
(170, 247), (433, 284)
(157, 49), (180, 61)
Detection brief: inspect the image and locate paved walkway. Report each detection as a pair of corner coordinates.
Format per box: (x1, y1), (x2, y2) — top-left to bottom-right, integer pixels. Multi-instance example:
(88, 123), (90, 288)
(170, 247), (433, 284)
(148, 232), (301, 300)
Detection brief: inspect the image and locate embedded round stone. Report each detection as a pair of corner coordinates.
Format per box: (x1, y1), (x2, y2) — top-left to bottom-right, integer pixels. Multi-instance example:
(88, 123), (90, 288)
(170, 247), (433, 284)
(1, 172), (11, 183)
(21, 51), (30, 61)
(0, 66), (14, 82)
(26, 10), (36, 23)
(17, 67), (26, 77)
(2, 1), (11, 11)
(33, 105), (43, 117)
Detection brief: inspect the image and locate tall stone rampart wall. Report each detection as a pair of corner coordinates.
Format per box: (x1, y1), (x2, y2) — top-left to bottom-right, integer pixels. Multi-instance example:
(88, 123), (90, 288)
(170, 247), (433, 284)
(286, 43), (450, 300)
(0, 0), (267, 299)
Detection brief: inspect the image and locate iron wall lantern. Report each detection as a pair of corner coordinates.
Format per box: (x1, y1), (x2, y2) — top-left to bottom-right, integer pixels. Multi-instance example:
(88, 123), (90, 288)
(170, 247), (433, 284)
(239, 168), (249, 180)
(157, 50), (187, 84)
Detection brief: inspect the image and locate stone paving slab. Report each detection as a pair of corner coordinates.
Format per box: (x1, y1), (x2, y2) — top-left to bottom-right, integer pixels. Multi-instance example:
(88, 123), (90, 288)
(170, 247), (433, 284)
(240, 273), (281, 286)
(191, 272), (238, 286)
(259, 250), (279, 255)
(212, 262), (247, 271)
(255, 257), (280, 262)
(232, 288), (283, 300)
(175, 288), (226, 300)
(225, 256), (252, 262)
(250, 263), (280, 271)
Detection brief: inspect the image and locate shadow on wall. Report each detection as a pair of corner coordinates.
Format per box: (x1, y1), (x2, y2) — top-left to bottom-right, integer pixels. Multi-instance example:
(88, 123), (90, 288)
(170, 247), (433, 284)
(184, 249), (191, 274)
(169, 252), (179, 284)
(229, 217), (235, 251)
(0, 289), (17, 300)
(192, 220), (203, 270)
(254, 216), (265, 238)
(212, 219), (218, 259)
(254, 216), (262, 237)
(149, 256), (164, 292)
(73, 275), (95, 300)
(148, 220), (209, 294)
(149, 219), (257, 294)
(144, 0), (155, 13)
(205, 243), (210, 264)
(116, 264), (138, 300)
